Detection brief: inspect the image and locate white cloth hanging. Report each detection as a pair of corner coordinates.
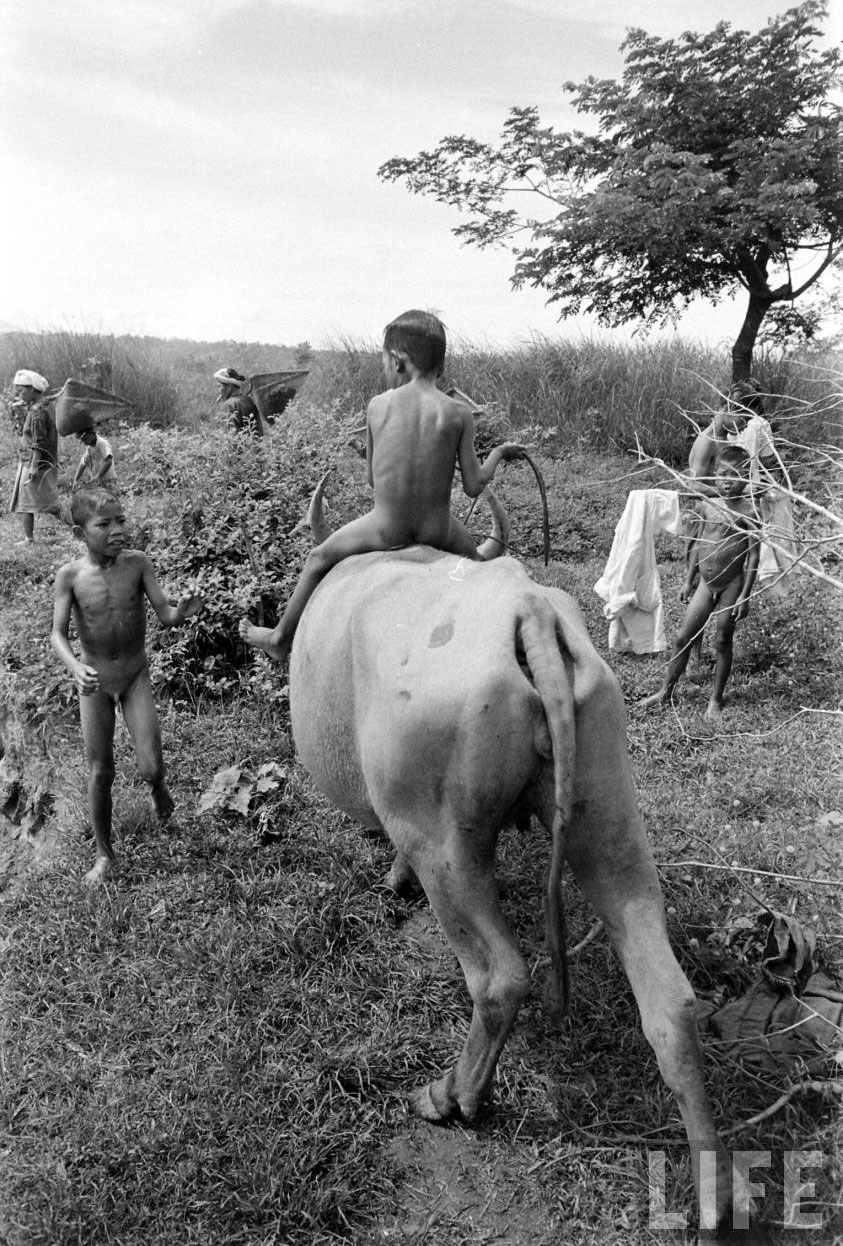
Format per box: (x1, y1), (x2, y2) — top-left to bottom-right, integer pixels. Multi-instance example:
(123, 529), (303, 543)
(594, 489), (683, 653)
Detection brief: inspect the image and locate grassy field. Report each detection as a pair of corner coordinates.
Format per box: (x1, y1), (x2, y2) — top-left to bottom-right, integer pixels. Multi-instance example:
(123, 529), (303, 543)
(0, 345), (841, 1245)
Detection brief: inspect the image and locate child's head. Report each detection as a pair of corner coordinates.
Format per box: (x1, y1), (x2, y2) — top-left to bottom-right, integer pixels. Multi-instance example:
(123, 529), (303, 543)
(382, 310), (447, 380)
(714, 444), (750, 496)
(70, 484), (121, 531)
(76, 423), (97, 445)
(728, 377), (765, 416)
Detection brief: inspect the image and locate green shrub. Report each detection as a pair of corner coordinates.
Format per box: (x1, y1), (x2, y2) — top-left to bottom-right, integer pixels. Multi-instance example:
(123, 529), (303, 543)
(119, 410), (369, 704)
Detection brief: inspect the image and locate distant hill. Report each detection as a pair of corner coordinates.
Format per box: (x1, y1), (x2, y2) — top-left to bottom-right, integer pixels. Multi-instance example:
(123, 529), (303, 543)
(0, 330), (312, 374)
(129, 334), (311, 378)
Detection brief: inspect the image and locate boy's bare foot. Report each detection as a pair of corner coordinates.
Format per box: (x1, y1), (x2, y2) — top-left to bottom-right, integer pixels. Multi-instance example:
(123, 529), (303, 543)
(704, 700), (723, 721)
(152, 782), (175, 821)
(238, 618), (290, 663)
(83, 856), (114, 886)
(638, 691), (669, 710)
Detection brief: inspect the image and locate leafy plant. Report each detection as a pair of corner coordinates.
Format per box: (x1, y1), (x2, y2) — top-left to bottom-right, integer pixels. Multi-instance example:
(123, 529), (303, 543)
(119, 414), (369, 703)
(198, 761), (288, 818)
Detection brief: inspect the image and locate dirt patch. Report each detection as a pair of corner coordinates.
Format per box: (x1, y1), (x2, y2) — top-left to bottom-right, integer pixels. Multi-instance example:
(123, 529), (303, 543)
(377, 1124), (558, 1245)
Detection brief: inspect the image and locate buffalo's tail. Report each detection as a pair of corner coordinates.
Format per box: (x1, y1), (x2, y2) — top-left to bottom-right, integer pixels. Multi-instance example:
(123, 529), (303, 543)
(518, 595), (577, 1021)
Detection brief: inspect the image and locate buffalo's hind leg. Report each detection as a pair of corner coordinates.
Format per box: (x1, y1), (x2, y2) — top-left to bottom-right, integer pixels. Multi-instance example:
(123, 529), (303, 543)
(390, 813), (531, 1125)
(565, 673), (751, 1240)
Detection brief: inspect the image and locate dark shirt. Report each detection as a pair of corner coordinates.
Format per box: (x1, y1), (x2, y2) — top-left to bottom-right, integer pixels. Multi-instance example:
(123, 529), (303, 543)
(226, 394), (263, 437)
(21, 397), (58, 471)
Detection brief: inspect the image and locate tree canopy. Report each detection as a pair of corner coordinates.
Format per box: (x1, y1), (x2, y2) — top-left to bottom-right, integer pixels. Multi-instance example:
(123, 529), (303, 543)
(379, 1), (842, 379)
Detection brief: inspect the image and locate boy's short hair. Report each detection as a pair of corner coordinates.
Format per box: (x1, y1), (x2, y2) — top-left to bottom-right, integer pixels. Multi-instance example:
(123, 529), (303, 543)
(715, 444), (750, 470)
(71, 484), (119, 527)
(383, 310), (447, 376)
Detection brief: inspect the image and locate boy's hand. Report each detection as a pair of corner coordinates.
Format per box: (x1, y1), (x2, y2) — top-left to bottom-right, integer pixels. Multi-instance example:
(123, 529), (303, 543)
(732, 599), (749, 622)
(75, 665), (99, 696)
(499, 443), (528, 462)
(176, 593), (204, 621)
(679, 583), (694, 602)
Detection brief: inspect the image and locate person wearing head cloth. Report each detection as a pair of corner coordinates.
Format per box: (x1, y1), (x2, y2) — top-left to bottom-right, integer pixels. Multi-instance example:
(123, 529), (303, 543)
(726, 378), (777, 479)
(213, 366), (268, 437)
(9, 369), (62, 543)
(726, 377), (797, 596)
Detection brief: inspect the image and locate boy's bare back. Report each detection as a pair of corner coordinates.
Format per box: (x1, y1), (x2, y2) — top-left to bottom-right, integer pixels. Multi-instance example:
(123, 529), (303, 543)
(366, 380), (474, 548)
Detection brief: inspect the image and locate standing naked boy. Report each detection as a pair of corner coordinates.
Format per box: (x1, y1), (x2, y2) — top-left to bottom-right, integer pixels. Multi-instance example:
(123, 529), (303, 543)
(240, 310), (525, 663)
(51, 486), (203, 884)
(641, 445), (759, 720)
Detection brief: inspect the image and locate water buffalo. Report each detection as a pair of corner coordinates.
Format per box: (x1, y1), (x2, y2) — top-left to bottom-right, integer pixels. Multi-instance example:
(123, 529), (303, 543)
(288, 502), (747, 1239)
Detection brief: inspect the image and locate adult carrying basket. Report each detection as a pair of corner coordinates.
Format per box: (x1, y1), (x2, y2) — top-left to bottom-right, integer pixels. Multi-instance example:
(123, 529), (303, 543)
(55, 379), (133, 435)
(249, 370), (309, 423)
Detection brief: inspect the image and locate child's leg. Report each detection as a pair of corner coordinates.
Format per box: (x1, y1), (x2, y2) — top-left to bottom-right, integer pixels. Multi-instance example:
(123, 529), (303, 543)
(240, 513), (395, 662)
(442, 514), (483, 560)
(120, 666), (173, 819)
(640, 581), (715, 708)
(78, 690), (117, 883)
(705, 577), (743, 719)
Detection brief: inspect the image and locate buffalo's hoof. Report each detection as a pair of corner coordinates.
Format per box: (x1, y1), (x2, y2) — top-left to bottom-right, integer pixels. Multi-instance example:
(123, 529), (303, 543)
(384, 853), (421, 897)
(411, 1078), (479, 1124)
(410, 1082), (453, 1123)
(410, 1079), (482, 1125)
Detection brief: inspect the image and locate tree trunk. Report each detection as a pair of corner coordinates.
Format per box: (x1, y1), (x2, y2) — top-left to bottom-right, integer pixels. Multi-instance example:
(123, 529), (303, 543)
(731, 289), (774, 382)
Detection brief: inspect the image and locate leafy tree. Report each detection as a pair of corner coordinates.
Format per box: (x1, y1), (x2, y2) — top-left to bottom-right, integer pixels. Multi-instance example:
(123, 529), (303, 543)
(379, 2), (842, 380)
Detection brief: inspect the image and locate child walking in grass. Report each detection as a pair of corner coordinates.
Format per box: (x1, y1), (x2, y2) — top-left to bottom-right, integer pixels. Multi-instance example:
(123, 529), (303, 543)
(72, 424), (117, 491)
(641, 444), (760, 720)
(51, 486), (203, 885)
(239, 309), (526, 663)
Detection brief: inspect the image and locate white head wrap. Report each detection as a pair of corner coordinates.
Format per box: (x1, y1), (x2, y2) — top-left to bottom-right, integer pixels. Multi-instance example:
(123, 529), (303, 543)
(13, 369), (49, 392)
(214, 367), (245, 386)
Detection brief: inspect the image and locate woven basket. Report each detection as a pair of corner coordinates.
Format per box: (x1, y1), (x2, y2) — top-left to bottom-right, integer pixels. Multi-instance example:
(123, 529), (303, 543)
(55, 379), (133, 435)
(249, 370), (308, 422)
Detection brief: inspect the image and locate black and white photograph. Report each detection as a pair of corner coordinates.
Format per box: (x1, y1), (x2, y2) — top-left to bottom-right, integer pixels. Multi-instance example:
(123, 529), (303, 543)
(2, 2), (841, 1242)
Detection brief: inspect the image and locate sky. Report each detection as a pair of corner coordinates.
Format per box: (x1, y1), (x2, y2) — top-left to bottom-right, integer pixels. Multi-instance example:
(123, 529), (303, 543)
(2, 0), (841, 351)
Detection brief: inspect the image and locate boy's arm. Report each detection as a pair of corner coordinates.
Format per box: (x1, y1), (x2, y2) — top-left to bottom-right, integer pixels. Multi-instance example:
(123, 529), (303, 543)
(456, 408), (526, 498)
(681, 539), (700, 601)
(140, 554), (203, 626)
(686, 434), (718, 497)
(733, 521), (761, 621)
(365, 404), (375, 489)
(93, 438), (114, 482)
(51, 567), (98, 694)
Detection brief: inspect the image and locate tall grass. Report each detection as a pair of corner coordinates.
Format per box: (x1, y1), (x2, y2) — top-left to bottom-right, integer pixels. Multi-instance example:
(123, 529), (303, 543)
(0, 330), (308, 428)
(2, 327), (840, 462)
(0, 330), (181, 426)
(306, 334), (843, 464)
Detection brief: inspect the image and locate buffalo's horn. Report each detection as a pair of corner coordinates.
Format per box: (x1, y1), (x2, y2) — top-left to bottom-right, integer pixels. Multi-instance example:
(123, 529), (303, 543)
(307, 468), (335, 545)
